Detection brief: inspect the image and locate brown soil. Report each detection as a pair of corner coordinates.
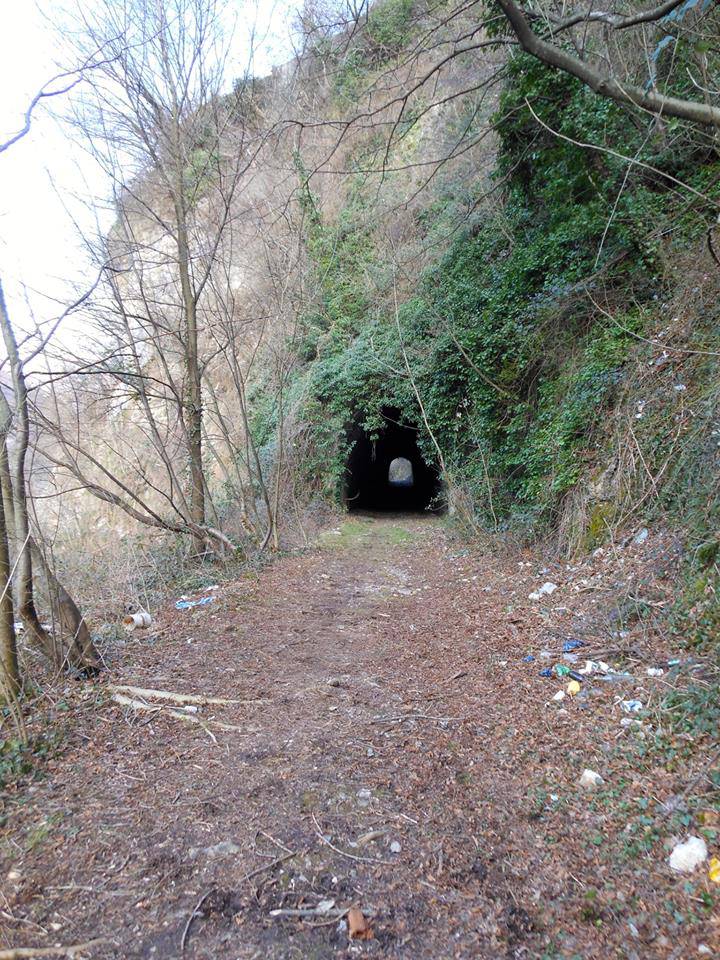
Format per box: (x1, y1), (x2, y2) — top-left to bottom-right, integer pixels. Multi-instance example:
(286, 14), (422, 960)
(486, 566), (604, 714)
(1, 515), (717, 958)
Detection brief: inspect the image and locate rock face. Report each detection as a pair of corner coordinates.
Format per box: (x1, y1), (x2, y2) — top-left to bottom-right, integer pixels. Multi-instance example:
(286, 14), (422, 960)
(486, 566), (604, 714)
(388, 457), (414, 486)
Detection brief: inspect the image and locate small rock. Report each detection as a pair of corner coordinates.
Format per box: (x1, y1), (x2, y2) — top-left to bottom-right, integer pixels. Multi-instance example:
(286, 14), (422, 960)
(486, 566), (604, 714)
(669, 836), (708, 873)
(189, 840), (241, 860)
(316, 899), (335, 915)
(621, 699), (643, 713)
(390, 840), (402, 854)
(579, 769), (604, 789)
(529, 582), (558, 601)
(357, 829), (387, 847)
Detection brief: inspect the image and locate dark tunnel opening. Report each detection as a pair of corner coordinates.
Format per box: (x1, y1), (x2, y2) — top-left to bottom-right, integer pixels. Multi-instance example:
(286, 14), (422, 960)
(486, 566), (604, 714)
(344, 407), (443, 512)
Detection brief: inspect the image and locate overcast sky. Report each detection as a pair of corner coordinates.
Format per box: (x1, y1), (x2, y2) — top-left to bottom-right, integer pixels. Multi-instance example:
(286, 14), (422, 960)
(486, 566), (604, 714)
(0, 0), (297, 340)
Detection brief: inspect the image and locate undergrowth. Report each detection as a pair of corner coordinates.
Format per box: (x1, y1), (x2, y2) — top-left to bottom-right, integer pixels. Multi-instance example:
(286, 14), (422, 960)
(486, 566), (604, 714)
(243, 30), (720, 761)
(260, 51), (720, 547)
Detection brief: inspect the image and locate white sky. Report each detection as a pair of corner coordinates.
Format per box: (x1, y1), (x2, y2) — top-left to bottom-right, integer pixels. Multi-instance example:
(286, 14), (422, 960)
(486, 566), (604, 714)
(0, 0), (298, 341)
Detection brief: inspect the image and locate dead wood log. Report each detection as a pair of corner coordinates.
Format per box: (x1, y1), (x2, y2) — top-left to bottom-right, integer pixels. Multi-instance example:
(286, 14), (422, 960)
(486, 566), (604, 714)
(108, 684), (251, 706)
(110, 693), (258, 736)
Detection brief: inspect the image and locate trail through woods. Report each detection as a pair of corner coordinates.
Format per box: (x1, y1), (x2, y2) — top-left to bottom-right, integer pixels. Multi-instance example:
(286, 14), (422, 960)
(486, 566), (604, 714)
(1, 516), (715, 958)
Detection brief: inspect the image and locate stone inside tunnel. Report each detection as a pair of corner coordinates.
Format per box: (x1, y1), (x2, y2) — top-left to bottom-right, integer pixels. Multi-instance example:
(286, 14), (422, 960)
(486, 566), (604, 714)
(344, 407), (442, 512)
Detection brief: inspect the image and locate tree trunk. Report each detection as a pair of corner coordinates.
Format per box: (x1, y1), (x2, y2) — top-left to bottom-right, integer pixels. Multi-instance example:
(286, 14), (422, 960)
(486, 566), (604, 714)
(31, 540), (100, 674)
(0, 279), (60, 663)
(0, 397), (15, 544)
(497, 0), (720, 128)
(271, 367), (285, 552)
(0, 400), (19, 698)
(0, 277), (100, 673)
(175, 203), (206, 543)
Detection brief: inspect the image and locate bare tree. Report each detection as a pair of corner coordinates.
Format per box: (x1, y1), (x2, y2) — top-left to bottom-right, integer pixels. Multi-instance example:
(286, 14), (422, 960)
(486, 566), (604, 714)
(0, 386), (19, 698)
(0, 280), (54, 660)
(0, 280), (101, 673)
(0, 50), (114, 688)
(41, 0), (290, 555)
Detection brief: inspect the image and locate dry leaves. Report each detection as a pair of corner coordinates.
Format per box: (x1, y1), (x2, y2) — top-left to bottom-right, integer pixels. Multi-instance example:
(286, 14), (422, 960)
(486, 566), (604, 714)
(348, 906), (373, 940)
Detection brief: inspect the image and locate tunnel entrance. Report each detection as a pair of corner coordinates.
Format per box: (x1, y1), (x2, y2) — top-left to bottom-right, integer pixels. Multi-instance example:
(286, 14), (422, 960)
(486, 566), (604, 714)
(345, 407), (442, 512)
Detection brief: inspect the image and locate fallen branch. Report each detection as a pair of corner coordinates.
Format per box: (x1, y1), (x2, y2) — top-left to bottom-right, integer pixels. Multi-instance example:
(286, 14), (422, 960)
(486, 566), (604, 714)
(311, 814), (391, 865)
(0, 940), (107, 959)
(110, 693), (255, 737)
(180, 889), (213, 954)
(369, 713), (466, 724)
(269, 906), (349, 919)
(240, 850), (298, 884)
(108, 684), (257, 706)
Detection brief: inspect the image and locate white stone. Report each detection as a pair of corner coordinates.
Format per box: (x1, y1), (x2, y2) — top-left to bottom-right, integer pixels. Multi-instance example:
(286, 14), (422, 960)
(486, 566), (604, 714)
(579, 769), (604, 789)
(529, 582), (558, 601)
(669, 836), (708, 873)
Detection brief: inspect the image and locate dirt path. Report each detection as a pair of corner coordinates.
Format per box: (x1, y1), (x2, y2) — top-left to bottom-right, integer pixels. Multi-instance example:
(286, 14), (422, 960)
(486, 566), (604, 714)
(0, 516), (715, 958)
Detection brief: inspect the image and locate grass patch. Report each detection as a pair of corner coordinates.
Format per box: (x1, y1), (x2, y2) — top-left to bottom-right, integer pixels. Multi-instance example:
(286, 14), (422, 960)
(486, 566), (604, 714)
(318, 516), (423, 549)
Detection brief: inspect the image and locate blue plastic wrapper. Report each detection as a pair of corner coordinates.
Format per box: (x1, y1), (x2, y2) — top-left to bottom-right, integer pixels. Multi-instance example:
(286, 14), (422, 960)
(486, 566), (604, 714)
(522, 654), (535, 662)
(539, 667), (553, 678)
(175, 595), (216, 610)
(563, 639), (585, 653)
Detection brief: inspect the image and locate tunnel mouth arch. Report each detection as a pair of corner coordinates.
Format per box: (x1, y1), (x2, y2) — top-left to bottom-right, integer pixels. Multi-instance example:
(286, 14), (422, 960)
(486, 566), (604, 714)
(344, 407), (443, 513)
